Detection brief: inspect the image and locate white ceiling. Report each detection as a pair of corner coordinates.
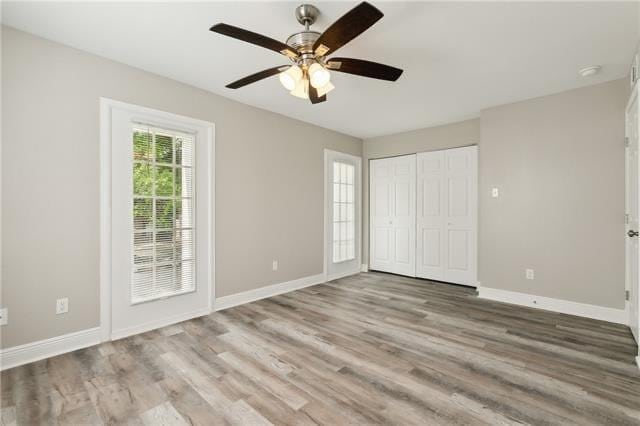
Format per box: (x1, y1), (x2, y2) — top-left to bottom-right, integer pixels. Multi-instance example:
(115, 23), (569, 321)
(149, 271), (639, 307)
(2, 1), (638, 138)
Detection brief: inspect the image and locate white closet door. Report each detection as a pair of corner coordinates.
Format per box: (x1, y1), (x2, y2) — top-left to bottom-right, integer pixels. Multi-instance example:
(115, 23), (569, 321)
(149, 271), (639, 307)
(370, 157), (394, 272)
(417, 146), (477, 286)
(416, 150), (446, 280)
(444, 146), (477, 285)
(370, 154), (416, 276)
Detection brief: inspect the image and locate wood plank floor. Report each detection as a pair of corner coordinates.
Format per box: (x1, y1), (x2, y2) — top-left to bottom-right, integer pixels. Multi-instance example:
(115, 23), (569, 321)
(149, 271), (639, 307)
(2, 272), (640, 425)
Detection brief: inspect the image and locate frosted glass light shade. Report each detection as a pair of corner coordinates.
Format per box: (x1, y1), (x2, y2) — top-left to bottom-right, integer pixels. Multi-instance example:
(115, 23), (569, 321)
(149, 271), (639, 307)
(279, 65), (302, 91)
(290, 77), (309, 99)
(309, 63), (331, 89)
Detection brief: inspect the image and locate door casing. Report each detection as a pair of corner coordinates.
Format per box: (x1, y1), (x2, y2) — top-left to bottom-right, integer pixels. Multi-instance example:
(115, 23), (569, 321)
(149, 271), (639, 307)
(324, 149), (363, 281)
(99, 98), (215, 342)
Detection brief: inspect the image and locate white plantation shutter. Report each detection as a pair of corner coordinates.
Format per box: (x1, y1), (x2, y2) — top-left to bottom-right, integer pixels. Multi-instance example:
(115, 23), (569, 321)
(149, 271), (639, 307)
(332, 161), (356, 263)
(131, 124), (196, 304)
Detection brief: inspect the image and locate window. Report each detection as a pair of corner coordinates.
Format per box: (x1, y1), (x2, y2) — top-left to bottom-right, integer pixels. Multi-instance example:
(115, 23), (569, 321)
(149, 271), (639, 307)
(131, 124), (195, 304)
(333, 161), (355, 263)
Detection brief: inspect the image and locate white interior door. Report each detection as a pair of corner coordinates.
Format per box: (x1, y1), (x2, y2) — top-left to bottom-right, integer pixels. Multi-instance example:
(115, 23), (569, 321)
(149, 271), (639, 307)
(626, 89), (639, 343)
(107, 101), (213, 340)
(326, 150), (362, 281)
(369, 154), (416, 276)
(417, 146), (477, 286)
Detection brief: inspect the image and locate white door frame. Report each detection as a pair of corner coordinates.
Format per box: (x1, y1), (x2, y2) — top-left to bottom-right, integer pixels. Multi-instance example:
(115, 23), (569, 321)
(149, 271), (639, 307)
(99, 98), (215, 342)
(323, 149), (363, 281)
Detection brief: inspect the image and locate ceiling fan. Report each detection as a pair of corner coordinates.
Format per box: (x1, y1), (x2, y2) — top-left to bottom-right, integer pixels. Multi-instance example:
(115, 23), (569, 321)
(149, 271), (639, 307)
(210, 2), (403, 104)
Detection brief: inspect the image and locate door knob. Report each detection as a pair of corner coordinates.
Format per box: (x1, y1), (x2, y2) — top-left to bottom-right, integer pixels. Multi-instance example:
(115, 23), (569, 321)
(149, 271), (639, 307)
(628, 230), (639, 238)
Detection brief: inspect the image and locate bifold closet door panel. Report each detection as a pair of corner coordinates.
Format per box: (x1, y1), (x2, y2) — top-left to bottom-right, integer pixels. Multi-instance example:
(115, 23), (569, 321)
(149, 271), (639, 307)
(416, 150), (446, 280)
(370, 157), (394, 273)
(369, 154), (416, 276)
(391, 154), (417, 276)
(417, 146), (477, 286)
(444, 146), (477, 286)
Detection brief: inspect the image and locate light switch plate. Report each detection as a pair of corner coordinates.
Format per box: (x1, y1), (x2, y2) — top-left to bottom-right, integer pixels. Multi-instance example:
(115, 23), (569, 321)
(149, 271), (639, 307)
(525, 269), (535, 280)
(0, 308), (7, 326)
(492, 187), (500, 198)
(56, 298), (69, 314)
(272, 260), (278, 271)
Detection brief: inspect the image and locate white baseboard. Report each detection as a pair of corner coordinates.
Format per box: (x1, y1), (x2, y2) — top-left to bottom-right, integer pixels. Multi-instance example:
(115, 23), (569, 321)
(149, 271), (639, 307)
(0, 327), (101, 371)
(478, 287), (628, 325)
(111, 307), (210, 341)
(327, 269), (361, 282)
(215, 273), (326, 311)
(361, 264), (368, 272)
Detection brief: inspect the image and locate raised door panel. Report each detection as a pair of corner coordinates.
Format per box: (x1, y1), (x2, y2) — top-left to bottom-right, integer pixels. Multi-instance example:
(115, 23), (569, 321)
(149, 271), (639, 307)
(394, 181), (411, 218)
(423, 179), (441, 217)
(374, 181), (390, 217)
(374, 227), (391, 262)
(448, 177), (469, 218)
(422, 229), (441, 268)
(447, 229), (469, 271)
(394, 228), (411, 264)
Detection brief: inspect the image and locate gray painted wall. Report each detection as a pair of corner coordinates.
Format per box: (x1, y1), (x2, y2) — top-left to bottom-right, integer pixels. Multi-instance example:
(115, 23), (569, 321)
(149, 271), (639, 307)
(1, 27), (361, 348)
(363, 79), (627, 310)
(480, 79), (627, 309)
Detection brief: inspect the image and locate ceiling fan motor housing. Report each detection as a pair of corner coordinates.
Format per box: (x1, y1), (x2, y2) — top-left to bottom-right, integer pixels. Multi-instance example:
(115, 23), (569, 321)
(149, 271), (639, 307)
(289, 4), (322, 62)
(286, 31), (320, 56)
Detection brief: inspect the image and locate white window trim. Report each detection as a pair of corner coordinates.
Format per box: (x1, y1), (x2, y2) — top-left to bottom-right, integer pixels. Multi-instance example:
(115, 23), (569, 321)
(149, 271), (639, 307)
(99, 98), (215, 342)
(323, 149), (362, 282)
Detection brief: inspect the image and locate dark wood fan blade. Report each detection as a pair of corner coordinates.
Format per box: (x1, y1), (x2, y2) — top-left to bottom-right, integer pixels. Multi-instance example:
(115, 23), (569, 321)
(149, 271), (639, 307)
(211, 23), (299, 58)
(326, 57), (403, 81)
(313, 2), (383, 56)
(226, 65), (289, 89)
(309, 85), (327, 104)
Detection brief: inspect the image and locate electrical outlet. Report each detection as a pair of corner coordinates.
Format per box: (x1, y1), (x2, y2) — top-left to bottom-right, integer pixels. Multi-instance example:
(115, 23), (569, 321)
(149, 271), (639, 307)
(56, 298), (69, 315)
(0, 308), (7, 326)
(272, 260), (278, 271)
(491, 187), (499, 198)
(525, 269), (535, 280)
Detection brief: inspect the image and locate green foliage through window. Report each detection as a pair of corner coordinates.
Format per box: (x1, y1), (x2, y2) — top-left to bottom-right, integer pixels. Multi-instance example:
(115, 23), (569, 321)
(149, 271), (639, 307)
(132, 129), (191, 232)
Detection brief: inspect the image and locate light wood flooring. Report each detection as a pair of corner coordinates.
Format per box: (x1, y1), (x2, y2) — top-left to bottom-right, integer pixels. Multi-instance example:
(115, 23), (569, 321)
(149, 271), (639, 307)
(2, 272), (640, 425)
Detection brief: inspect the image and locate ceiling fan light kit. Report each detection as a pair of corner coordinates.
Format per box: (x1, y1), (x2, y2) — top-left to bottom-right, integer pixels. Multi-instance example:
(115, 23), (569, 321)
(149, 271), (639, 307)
(210, 1), (403, 104)
(308, 62), (331, 88)
(279, 64), (303, 90)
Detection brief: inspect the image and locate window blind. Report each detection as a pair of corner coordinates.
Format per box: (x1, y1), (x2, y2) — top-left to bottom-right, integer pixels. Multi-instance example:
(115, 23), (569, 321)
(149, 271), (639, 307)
(131, 125), (195, 304)
(332, 161), (355, 263)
